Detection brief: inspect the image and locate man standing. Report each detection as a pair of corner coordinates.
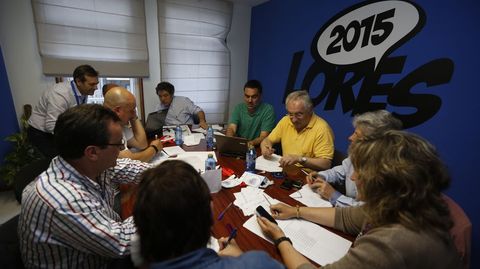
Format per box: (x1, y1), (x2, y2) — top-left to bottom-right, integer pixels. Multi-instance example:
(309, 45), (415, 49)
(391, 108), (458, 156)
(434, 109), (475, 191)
(104, 87), (163, 162)
(226, 80), (275, 146)
(28, 64), (99, 159)
(261, 90), (334, 170)
(18, 104), (151, 268)
(152, 81), (208, 129)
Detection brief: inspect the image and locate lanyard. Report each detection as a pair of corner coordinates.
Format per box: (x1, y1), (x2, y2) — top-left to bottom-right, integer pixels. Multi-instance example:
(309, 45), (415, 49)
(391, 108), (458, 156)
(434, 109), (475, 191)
(70, 80), (85, 105)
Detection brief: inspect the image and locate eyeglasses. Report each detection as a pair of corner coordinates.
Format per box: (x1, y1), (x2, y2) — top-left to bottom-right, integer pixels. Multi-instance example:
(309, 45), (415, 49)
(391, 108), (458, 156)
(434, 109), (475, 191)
(103, 139), (126, 150)
(286, 112), (305, 118)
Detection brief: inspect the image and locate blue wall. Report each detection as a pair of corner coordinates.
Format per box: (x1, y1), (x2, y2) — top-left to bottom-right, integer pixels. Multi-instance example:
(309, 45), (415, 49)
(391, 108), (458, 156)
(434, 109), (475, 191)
(250, 0), (478, 267)
(0, 46), (19, 173)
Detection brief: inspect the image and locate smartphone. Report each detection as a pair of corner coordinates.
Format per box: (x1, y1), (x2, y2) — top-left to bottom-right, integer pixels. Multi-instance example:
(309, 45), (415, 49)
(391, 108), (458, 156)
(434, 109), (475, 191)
(280, 179), (293, 190)
(255, 205), (277, 224)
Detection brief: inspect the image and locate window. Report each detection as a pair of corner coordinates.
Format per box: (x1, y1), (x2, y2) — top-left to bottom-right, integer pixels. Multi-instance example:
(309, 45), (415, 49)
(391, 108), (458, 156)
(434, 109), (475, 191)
(58, 77), (145, 121)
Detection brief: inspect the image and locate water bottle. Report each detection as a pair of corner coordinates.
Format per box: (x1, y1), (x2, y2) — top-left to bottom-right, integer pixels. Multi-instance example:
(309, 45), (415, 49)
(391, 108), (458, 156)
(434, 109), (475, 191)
(205, 153), (216, 171)
(175, 125), (183, 145)
(206, 125), (214, 150)
(245, 144), (256, 172)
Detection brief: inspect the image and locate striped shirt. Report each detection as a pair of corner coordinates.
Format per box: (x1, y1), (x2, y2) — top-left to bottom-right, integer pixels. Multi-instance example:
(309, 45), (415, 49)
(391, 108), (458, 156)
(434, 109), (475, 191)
(18, 156), (151, 268)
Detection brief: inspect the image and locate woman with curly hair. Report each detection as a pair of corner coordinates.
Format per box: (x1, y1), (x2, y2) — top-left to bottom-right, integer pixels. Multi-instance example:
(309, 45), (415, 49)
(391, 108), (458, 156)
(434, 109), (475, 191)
(258, 130), (461, 269)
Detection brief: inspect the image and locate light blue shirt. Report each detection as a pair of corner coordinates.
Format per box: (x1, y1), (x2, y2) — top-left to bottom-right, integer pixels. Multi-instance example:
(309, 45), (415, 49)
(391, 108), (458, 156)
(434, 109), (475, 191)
(156, 96), (203, 125)
(318, 157), (363, 207)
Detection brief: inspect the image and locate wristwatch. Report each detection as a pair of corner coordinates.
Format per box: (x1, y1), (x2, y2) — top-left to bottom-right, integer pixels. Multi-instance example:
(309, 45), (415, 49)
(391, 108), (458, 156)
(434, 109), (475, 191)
(299, 156), (307, 164)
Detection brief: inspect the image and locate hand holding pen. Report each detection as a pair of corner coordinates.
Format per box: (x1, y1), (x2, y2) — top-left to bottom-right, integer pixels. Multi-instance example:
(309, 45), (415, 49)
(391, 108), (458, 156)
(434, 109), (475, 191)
(218, 227), (242, 257)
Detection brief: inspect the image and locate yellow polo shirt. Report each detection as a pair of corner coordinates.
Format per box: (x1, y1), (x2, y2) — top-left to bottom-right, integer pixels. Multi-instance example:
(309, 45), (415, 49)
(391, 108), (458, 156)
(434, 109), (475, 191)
(267, 114), (334, 159)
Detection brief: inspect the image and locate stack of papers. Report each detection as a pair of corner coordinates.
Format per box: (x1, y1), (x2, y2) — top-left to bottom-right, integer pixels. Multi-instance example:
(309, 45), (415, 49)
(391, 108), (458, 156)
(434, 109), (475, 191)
(233, 187), (280, 216)
(151, 151), (217, 173)
(255, 154), (282, 172)
(290, 185), (332, 208)
(243, 216), (351, 265)
(162, 145), (185, 156)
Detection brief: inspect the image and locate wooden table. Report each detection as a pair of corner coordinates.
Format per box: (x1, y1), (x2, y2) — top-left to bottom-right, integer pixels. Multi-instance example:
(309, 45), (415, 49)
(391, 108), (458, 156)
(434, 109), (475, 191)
(121, 139), (354, 264)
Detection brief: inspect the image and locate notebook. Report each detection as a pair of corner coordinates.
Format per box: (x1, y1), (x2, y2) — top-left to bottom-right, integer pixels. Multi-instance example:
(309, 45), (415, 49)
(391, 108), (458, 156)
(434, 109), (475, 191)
(215, 134), (248, 159)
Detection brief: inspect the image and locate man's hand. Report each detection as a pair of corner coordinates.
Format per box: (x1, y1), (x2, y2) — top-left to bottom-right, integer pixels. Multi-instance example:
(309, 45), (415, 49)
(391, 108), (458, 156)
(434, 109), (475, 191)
(279, 154), (301, 167)
(260, 139), (275, 158)
(270, 203), (296, 220)
(199, 120), (208, 130)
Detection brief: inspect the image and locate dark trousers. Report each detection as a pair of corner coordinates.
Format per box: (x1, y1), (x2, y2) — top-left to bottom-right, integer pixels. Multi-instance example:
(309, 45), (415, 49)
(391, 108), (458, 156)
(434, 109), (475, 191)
(27, 126), (57, 159)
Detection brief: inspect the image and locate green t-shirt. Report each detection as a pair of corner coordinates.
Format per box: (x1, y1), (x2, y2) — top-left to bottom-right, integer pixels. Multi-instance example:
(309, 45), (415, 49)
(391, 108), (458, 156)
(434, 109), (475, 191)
(228, 102), (276, 140)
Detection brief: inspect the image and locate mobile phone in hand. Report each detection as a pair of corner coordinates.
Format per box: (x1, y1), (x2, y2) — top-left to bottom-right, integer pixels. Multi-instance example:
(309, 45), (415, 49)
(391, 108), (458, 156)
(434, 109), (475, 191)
(256, 206), (278, 224)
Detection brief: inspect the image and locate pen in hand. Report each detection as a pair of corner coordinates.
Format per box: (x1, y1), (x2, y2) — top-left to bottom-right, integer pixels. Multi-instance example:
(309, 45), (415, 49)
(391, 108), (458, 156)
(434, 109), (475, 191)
(224, 227), (237, 248)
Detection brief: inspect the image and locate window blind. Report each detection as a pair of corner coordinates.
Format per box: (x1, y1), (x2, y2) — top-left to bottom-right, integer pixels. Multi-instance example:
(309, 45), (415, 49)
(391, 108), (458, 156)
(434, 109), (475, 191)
(157, 0), (232, 123)
(32, 0), (149, 77)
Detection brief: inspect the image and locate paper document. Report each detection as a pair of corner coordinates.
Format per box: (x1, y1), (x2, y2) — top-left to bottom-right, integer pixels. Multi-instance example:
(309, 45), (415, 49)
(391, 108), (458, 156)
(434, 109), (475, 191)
(243, 216), (351, 265)
(162, 145), (186, 156)
(151, 151), (216, 172)
(233, 187), (281, 216)
(290, 185), (332, 208)
(255, 154), (283, 172)
(183, 133), (204, 146)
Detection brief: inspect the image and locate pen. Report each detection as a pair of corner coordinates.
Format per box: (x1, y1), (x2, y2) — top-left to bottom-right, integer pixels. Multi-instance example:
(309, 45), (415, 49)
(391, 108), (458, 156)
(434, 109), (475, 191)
(225, 227), (237, 247)
(217, 202), (233, 220)
(301, 169), (309, 176)
(263, 194), (272, 206)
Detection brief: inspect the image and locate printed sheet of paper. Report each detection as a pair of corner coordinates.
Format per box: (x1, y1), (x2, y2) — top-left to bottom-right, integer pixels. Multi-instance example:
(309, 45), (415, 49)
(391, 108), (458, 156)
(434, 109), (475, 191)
(233, 187), (280, 216)
(290, 185), (332, 208)
(162, 145), (186, 156)
(151, 151), (217, 172)
(243, 216), (352, 265)
(255, 154), (283, 172)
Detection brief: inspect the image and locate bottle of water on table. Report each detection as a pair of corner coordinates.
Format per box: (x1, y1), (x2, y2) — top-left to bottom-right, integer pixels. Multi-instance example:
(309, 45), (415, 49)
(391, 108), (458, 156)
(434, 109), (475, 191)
(175, 125), (183, 145)
(245, 144), (256, 172)
(206, 125), (214, 150)
(205, 153), (216, 171)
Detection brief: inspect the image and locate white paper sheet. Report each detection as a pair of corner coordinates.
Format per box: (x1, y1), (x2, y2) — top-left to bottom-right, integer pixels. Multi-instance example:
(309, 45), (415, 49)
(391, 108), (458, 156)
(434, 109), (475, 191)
(162, 145), (186, 156)
(243, 216), (352, 266)
(255, 154), (283, 172)
(290, 185), (332, 208)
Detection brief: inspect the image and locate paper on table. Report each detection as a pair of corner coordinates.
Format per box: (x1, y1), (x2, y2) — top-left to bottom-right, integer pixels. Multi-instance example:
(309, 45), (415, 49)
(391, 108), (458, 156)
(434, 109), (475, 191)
(233, 187), (280, 216)
(151, 151), (216, 172)
(255, 154), (283, 172)
(290, 185), (332, 208)
(162, 145), (186, 156)
(243, 216), (351, 266)
(238, 172), (266, 188)
(183, 133), (203, 146)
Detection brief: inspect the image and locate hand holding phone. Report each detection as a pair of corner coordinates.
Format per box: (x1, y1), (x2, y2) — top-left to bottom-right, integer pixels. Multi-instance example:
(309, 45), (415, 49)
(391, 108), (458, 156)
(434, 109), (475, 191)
(256, 206), (277, 224)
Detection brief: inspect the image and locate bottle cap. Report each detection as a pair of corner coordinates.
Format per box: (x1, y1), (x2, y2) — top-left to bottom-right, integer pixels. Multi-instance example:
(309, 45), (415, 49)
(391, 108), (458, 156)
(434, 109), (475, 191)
(208, 154), (213, 158)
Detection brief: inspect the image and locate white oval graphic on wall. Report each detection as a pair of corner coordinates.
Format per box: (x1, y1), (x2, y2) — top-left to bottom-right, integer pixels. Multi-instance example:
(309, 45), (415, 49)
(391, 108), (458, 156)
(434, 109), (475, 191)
(316, 0), (422, 70)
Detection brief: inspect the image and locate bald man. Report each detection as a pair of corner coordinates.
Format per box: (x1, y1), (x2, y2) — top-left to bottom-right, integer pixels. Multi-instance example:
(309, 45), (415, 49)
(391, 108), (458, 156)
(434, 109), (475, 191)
(104, 87), (163, 162)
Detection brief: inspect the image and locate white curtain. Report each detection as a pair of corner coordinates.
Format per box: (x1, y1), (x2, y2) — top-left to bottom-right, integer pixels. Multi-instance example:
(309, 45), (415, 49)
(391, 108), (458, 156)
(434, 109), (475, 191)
(157, 0), (232, 123)
(31, 0), (149, 77)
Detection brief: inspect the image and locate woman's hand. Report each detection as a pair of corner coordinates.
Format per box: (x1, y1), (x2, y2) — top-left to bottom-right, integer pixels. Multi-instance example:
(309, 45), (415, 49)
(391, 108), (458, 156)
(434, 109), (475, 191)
(257, 216), (286, 241)
(270, 203), (296, 220)
(218, 237), (243, 257)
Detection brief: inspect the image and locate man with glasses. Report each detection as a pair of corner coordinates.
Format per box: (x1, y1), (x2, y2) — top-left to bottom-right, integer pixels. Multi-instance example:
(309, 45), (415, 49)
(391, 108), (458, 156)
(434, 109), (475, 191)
(18, 104), (151, 268)
(28, 64), (99, 159)
(260, 90), (334, 170)
(104, 86), (163, 162)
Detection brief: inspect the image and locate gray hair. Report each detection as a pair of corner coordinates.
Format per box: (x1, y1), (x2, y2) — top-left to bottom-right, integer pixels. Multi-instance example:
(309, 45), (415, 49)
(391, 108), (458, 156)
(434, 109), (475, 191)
(353, 110), (402, 136)
(285, 90), (313, 112)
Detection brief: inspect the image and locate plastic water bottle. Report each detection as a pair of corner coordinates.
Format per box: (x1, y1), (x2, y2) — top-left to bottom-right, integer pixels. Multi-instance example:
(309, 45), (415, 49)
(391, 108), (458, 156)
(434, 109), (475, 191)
(206, 125), (214, 150)
(245, 144), (256, 172)
(175, 125), (183, 145)
(205, 153), (216, 171)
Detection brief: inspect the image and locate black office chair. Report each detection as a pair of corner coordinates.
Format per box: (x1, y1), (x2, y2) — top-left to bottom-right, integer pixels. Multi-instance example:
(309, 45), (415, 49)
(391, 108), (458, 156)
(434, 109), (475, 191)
(332, 149), (347, 167)
(0, 215), (24, 269)
(13, 158), (50, 203)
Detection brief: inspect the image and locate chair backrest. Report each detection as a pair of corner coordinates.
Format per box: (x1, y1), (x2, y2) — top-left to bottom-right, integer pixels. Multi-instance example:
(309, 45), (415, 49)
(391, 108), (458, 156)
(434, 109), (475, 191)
(442, 194), (472, 269)
(332, 149), (347, 167)
(13, 158), (50, 203)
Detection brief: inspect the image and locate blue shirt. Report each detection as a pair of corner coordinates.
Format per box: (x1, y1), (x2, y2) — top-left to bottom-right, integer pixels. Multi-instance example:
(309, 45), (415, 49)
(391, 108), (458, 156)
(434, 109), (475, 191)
(157, 96), (203, 125)
(318, 157), (363, 207)
(149, 248), (284, 269)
